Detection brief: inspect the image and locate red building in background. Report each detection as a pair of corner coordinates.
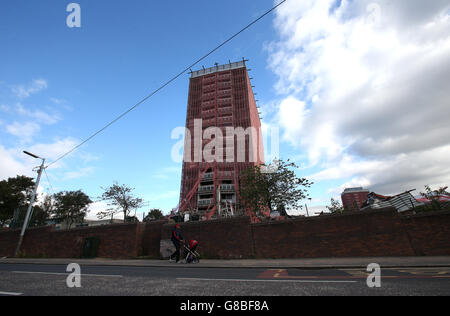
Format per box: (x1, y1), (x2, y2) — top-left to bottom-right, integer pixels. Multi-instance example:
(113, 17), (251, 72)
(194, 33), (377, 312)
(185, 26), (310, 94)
(341, 187), (370, 211)
(179, 61), (264, 220)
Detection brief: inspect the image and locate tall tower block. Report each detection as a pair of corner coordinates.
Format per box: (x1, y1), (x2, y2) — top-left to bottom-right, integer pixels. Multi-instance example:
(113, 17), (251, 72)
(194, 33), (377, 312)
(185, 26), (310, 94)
(179, 60), (264, 219)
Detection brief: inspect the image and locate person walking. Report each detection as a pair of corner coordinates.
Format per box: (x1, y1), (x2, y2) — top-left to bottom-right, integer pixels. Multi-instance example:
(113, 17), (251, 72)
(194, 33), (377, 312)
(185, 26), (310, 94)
(169, 224), (184, 263)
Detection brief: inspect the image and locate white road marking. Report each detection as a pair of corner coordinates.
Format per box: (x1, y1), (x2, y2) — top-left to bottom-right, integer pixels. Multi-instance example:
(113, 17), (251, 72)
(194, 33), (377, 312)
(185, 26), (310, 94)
(177, 277), (357, 283)
(12, 271), (123, 278)
(0, 291), (23, 296)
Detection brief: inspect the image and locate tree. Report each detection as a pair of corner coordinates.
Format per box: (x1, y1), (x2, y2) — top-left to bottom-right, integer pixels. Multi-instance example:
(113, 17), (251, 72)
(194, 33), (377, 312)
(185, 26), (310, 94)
(29, 195), (54, 228)
(144, 209), (164, 222)
(326, 198), (345, 214)
(53, 191), (92, 229)
(0, 176), (35, 227)
(420, 185), (448, 211)
(239, 159), (313, 218)
(125, 216), (139, 223)
(97, 182), (143, 221)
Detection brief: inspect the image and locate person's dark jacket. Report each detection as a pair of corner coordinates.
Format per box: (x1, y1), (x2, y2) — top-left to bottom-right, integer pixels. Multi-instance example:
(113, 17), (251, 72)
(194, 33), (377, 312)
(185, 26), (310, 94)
(171, 227), (183, 243)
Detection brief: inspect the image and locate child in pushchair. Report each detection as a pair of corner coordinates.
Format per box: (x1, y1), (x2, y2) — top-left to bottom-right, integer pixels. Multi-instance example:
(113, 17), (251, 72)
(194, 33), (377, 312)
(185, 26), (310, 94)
(183, 239), (200, 264)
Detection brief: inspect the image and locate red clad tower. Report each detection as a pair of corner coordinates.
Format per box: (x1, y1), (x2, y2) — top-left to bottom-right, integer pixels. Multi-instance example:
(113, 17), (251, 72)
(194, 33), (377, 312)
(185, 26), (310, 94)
(179, 60), (264, 220)
(341, 187), (370, 211)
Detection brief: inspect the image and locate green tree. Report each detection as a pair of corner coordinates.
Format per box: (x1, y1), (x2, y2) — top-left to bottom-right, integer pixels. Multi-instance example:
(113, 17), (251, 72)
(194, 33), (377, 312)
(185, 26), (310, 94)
(0, 176), (35, 227)
(326, 198), (345, 214)
(97, 182), (144, 221)
(239, 159), (313, 218)
(9, 193), (55, 229)
(29, 195), (54, 228)
(125, 215), (139, 223)
(144, 209), (164, 222)
(53, 191), (92, 229)
(420, 185), (448, 211)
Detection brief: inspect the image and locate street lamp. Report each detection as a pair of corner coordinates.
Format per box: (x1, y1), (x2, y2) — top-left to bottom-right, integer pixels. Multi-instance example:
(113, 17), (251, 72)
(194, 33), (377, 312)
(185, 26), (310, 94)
(23, 151), (41, 159)
(14, 151), (46, 257)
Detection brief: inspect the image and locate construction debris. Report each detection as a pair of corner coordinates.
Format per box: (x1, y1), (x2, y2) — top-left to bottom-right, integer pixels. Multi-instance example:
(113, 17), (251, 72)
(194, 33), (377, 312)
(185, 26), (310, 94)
(361, 190), (424, 213)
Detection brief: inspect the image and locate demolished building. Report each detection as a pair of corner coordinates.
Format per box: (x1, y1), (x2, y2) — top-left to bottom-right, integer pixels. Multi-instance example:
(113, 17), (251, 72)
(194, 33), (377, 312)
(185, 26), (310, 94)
(361, 190), (425, 213)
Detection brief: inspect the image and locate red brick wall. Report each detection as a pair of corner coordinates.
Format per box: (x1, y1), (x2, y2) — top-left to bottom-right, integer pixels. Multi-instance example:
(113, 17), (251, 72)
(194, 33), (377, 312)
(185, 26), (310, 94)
(142, 220), (167, 258)
(161, 217), (254, 259)
(1, 209), (449, 259)
(45, 223), (144, 259)
(0, 229), (19, 257)
(401, 210), (450, 256)
(0, 223), (145, 259)
(252, 209), (416, 258)
(0, 226), (53, 258)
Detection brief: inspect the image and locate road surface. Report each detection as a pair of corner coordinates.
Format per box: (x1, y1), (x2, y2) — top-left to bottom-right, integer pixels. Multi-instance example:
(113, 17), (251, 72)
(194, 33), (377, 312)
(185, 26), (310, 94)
(0, 263), (449, 296)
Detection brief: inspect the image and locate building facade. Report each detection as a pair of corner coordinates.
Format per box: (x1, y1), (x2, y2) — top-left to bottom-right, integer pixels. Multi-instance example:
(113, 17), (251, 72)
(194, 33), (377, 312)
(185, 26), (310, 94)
(341, 187), (370, 211)
(179, 61), (264, 220)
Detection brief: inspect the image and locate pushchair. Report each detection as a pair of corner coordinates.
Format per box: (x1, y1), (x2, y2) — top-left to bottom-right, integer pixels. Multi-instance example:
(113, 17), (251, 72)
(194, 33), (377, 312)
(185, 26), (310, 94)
(182, 240), (200, 264)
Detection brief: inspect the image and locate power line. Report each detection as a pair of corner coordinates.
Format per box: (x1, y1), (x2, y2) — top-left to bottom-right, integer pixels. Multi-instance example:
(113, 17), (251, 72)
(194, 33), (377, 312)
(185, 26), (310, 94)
(43, 169), (56, 196)
(46, 0), (287, 169)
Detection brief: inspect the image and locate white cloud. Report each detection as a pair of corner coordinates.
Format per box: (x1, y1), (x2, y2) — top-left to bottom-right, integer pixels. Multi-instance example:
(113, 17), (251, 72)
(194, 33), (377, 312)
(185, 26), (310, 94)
(25, 137), (80, 169)
(287, 204), (327, 217)
(78, 152), (100, 164)
(86, 201), (108, 220)
(16, 103), (61, 125)
(0, 145), (32, 180)
(0, 137), (98, 193)
(50, 97), (73, 111)
(0, 137), (81, 173)
(278, 96), (306, 145)
(0, 104), (10, 112)
(268, 0), (450, 194)
(64, 167), (95, 180)
(5, 121), (41, 143)
(12, 79), (48, 99)
(1, 77), (98, 198)
(50, 98), (65, 105)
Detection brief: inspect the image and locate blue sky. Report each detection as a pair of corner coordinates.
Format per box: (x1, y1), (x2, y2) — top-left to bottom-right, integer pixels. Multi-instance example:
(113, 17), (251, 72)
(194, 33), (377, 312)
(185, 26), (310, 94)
(0, 0), (297, 218)
(1, 0), (449, 219)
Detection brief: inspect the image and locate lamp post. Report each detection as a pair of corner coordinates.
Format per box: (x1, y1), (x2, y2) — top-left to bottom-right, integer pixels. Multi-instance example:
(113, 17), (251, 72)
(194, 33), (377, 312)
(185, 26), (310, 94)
(14, 151), (46, 257)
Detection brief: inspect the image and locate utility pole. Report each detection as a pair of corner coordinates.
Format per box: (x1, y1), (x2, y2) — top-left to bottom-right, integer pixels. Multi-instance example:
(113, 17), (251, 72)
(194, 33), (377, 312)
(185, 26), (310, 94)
(14, 151), (45, 257)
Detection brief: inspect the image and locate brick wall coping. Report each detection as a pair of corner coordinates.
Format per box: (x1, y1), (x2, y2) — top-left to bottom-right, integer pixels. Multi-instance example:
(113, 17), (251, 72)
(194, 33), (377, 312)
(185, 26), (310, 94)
(251, 208), (398, 227)
(400, 209), (450, 219)
(162, 216), (250, 228)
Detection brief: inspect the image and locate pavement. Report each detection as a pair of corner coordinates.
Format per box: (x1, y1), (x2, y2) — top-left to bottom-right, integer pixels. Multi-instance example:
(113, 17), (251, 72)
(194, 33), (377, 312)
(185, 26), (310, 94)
(1, 256), (450, 269)
(1, 257), (450, 296)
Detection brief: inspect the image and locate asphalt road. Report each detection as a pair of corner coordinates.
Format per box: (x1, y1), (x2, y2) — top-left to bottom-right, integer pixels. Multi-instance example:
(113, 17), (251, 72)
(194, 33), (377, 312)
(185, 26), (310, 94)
(0, 263), (449, 296)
